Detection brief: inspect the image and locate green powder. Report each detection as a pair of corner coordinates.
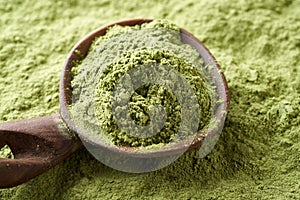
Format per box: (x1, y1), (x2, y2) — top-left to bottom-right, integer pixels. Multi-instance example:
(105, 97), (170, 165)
(71, 21), (213, 147)
(0, 145), (14, 159)
(0, 0), (299, 199)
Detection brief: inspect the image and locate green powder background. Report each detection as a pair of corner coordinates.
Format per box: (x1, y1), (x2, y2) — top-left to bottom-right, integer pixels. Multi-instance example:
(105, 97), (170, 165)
(0, 0), (299, 199)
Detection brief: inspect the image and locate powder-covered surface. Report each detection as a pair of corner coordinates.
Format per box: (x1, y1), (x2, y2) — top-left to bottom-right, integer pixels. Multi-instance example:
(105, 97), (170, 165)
(0, 0), (299, 199)
(71, 22), (212, 147)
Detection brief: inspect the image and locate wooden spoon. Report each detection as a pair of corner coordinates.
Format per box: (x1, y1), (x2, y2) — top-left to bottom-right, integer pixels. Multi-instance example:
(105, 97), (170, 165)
(0, 18), (229, 188)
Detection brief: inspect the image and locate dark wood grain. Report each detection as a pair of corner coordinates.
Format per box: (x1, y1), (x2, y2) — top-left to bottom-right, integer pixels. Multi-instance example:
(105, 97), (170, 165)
(0, 114), (82, 188)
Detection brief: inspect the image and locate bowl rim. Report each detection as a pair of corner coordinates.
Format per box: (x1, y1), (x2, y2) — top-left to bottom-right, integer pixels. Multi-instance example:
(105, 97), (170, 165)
(59, 18), (230, 158)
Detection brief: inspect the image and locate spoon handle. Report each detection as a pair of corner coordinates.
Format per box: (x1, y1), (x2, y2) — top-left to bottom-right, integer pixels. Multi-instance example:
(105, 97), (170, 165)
(0, 113), (83, 188)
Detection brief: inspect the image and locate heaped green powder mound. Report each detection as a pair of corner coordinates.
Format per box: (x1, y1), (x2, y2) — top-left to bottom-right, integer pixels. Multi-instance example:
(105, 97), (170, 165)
(95, 50), (212, 146)
(71, 20), (213, 147)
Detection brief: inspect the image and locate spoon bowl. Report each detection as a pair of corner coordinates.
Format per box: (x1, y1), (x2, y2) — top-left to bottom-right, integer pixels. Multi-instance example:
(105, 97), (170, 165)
(60, 18), (229, 172)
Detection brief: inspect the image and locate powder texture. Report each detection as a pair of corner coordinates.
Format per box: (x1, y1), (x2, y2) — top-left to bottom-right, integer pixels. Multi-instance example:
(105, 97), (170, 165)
(0, 0), (299, 199)
(0, 145), (14, 159)
(71, 22), (213, 147)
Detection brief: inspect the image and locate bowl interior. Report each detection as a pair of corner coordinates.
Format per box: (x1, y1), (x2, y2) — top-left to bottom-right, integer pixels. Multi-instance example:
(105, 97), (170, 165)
(59, 18), (230, 158)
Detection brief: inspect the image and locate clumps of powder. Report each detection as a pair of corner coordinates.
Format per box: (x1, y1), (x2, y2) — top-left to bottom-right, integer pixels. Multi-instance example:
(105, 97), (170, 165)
(71, 20), (214, 147)
(0, 145), (14, 159)
(95, 50), (212, 146)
